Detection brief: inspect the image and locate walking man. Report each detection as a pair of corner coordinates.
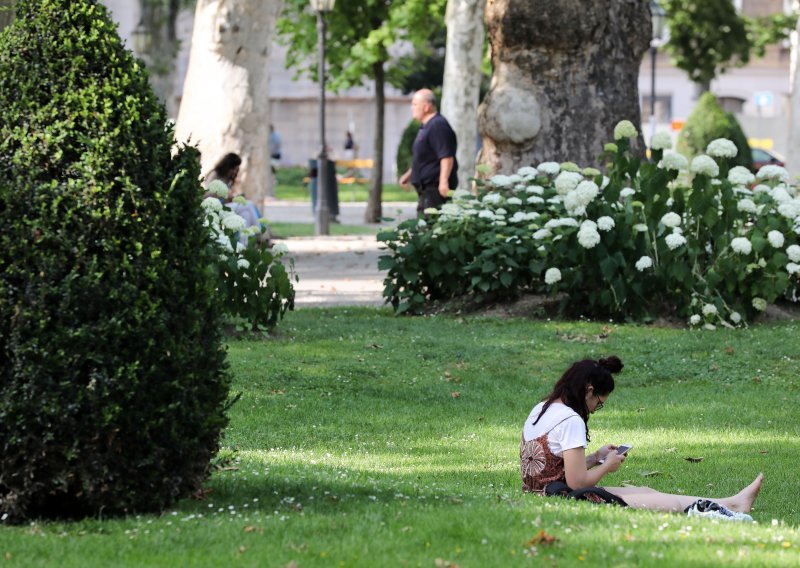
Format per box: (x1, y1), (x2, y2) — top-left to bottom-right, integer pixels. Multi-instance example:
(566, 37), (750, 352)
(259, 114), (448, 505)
(399, 89), (458, 214)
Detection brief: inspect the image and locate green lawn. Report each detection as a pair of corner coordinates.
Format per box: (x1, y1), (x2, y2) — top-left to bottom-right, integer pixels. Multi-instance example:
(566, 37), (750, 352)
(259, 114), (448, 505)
(2, 310), (800, 566)
(275, 166), (416, 203)
(268, 222), (379, 238)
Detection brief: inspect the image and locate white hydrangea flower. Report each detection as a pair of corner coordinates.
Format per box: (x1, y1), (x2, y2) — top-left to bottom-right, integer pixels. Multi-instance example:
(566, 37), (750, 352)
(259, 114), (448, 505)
(778, 200), (800, 220)
(665, 233), (687, 250)
(787, 244), (800, 262)
(216, 233), (233, 252)
(544, 217), (579, 229)
(733, 185), (752, 196)
(478, 210), (495, 219)
(554, 171), (583, 195)
(601, 176), (610, 189)
(728, 166), (755, 186)
(507, 197), (523, 205)
(619, 187), (636, 198)
(660, 212), (681, 228)
(737, 198), (757, 214)
(272, 242), (289, 254)
(752, 297), (767, 311)
(489, 175), (513, 188)
(771, 186), (791, 204)
(730, 311), (742, 324)
(597, 216), (615, 231)
(753, 184), (771, 196)
(613, 120), (637, 140)
(201, 197), (223, 212)
(703, 323), (717, 331)
(495, 208), (508, 216)
(547, 196), (562, 204)
(651, 131), (672, 150)
(482, 192), (502, 205)
(767, 230), (785, 248)
(658, 151), (689, 171)
(508, 212), (527, 223)
(517, 166), (538, 179)
(633, 223), (648, 232)
(533, 228), (552, 240)
(730, 237), (752, 255)
(577, 226), (601, 249)
(222, 213), (247, 232)
(702, 303), (718, 317)
(417, 218), (428, 228)
(526, 185), (545, 195)
(706, 138), (738, 158)
(440, 203), (463, 216)
(237, 258), (250, 269)
(756, 164), (790, 182)
(786, 262), (800, 275)
(424, 207), (440, 215)
(575, 180), (599, 201)
(206, 179), (229, 198)
(527, 196), (545, 205)
(544, 267), (562, 285)
(635, 256), (653, 271)
(689, 314), (702, 326)
(525, 212), (540, 221)
(690, 155), (720, 178)
(537, 162), (561, 176)
(452, 189), (473, 201)
(236, 241), (247, 253)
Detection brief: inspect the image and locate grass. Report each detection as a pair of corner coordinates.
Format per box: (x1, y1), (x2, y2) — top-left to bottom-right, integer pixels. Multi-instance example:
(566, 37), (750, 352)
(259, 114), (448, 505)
(2, 310), (800, 566)
(268, 222), (379, 238)
(275, 166), (416, 203)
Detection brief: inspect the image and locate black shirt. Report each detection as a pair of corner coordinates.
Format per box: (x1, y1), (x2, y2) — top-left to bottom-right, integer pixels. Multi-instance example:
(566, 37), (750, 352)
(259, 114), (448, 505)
(411, 113), (458, 188)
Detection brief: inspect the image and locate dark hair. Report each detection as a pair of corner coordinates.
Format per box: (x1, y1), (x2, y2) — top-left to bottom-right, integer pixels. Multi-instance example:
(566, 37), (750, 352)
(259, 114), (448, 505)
(532, 356), (624, 441)
(210, 153), (242, 185)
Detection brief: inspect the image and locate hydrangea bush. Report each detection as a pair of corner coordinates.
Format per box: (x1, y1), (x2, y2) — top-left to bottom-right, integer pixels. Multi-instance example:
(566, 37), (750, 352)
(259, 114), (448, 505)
(202, 181), (296, 333)
(379, 121), (800, 326)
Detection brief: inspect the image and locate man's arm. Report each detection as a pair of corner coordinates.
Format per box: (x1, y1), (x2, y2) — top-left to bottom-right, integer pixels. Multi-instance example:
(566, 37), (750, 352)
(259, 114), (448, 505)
(438, 157), (454, 197)
(399, 168), (412, 188)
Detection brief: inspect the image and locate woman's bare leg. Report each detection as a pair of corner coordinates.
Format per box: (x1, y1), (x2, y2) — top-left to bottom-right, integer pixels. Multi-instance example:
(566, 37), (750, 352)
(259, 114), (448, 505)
(604, 473), (763, 513)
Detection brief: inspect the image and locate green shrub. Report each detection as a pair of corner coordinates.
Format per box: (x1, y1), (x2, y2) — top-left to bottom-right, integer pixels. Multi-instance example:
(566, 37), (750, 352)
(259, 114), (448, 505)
(379, 122), (800, 323)
(395, 119), (421, 177)
(0, 0), (230, 523)
(677, 92), (753, 170)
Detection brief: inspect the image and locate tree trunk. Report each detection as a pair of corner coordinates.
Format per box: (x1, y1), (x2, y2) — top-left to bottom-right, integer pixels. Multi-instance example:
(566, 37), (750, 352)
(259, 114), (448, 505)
(786, 0), (800, 176)
(364, 60), (385, 223)
(175, 0), (282, 205)
(479, 0), (650, 174)
(441, 0), (486, 191)
(0, 0), (16, 31)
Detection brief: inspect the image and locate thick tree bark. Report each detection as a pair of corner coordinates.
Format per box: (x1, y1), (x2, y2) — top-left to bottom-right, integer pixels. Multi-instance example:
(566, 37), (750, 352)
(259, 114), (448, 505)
(365, 60), (385, 223)
(479, 0), (650, 174)
(175, 0), (281, 205)
(441, 0), (486, 191)
(786, 0), (800, 176)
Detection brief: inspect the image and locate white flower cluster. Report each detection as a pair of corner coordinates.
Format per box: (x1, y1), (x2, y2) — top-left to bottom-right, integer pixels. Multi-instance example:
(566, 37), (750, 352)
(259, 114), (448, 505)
(597, 216), (615, 231)
(658, 151), (689, 171)
(737, 198), (757, 214)
(577, 220), (601, 249)
(635, 256), (653, 271)
(787, 244), (800, 262)
(757, 165), (790, 182)
(564, 180), (599, 216)
(537, 162), (561, 176)
(613, 120), (637, 140)
(554, 171), (583, 195)
(517, 166), (538, 180)
(544, 267), (562, 285)
(728, 166), (755, 186)
(651, 131), (672, 150)
(660, 212), (681, 228)
(690, 155), (719, 178)
(544, 217), (579, 229)
(730, 237), (752, 255)
(619, 187), (636, 198)
(767, 230), (785, 248)
(665, 232), (687, 250)
(706, 138), (738, 158)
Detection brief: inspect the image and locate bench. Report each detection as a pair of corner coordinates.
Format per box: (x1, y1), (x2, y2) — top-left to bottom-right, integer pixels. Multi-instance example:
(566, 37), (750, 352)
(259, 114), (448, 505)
(335, 158), (373, 185)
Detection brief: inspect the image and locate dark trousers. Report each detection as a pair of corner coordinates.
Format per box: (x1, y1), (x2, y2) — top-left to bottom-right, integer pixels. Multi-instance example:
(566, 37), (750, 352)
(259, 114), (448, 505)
(415, 184), (447, 215)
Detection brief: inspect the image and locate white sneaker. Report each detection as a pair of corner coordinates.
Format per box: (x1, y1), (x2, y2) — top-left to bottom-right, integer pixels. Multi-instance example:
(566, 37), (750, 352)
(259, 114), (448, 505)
(685, 499), (753, 522)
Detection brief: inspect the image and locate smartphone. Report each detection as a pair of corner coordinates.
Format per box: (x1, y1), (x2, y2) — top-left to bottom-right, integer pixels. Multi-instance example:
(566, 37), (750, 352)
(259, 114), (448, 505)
(616, 444), (633, 455)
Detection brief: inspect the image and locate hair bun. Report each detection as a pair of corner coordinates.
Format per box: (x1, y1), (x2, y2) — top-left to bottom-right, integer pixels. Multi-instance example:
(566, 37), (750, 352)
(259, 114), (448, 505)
(598, 356), (624, 374)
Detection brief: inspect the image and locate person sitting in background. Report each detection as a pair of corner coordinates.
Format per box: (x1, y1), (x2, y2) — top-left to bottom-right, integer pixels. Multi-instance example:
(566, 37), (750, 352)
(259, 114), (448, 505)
(521, 355), (763, 521)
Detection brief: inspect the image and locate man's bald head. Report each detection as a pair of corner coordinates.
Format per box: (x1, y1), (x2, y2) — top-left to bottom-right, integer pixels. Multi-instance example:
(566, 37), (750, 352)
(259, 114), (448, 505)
(411, 89), (438, 123)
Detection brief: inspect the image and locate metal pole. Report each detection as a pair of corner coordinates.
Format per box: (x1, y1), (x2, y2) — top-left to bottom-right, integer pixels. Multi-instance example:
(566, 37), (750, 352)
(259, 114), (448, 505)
(649, 44), (657, 147)
(315, 9), (330, 236)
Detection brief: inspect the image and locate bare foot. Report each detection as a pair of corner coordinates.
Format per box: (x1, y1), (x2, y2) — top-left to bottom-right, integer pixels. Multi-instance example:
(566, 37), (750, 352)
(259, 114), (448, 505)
(725, 473), (764, 513)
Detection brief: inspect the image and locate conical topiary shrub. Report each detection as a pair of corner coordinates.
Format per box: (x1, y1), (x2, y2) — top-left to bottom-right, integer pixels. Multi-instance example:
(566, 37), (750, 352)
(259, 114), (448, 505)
(0, 0), (230, 523)
(677, 92), (753, 171)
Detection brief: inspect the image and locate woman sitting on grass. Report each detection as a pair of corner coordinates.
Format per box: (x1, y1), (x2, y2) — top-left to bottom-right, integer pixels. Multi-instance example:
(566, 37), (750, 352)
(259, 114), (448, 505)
(521, 355), (763, 520)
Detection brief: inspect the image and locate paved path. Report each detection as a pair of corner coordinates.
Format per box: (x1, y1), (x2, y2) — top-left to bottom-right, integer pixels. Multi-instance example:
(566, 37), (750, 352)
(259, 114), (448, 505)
(265, 201), (417, 307)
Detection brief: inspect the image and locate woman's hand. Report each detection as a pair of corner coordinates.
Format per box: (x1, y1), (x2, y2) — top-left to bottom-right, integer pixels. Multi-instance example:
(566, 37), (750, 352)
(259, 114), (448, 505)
(601, 450), (626, 473)
(595, 444), (618, 463)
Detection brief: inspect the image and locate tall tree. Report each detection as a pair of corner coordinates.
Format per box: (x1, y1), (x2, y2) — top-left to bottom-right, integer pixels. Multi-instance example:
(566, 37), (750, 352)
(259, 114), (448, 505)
(175, 0), (282, 205)
(0, 0), (16, 30)
(278, 0), (445, 223)
(441, 0), (485, 191)
(479, 0), (650, 174)
(788, 0), (800, 176)
(662, 0), (750, 93)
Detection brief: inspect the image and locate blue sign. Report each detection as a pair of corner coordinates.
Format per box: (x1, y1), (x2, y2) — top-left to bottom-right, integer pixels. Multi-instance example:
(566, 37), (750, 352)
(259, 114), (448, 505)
(754, 91), (774, 108)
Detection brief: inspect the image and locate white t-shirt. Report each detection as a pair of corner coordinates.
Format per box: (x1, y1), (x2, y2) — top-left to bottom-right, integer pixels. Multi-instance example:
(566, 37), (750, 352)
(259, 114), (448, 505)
(522, 401), (587, 456)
